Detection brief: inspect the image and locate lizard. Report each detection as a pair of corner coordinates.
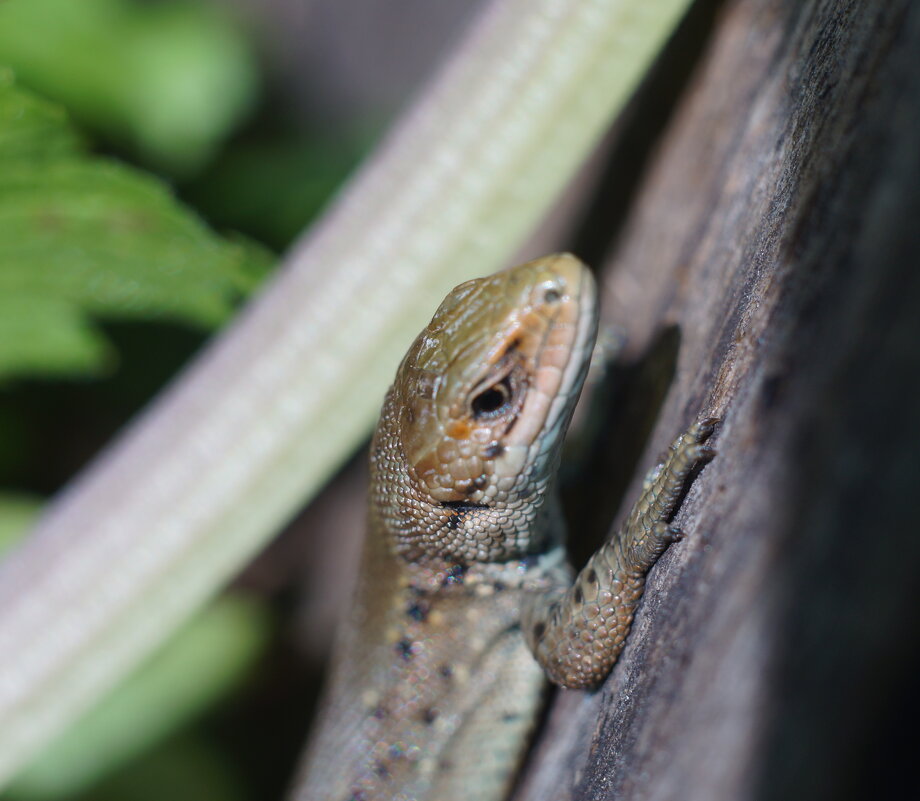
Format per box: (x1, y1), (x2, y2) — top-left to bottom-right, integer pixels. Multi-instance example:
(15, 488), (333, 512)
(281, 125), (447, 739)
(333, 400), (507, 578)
(290, 253), (716, 801)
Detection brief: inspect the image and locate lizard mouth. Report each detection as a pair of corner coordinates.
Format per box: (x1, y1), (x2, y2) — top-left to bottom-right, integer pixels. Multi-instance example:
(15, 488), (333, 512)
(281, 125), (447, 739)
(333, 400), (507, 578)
(439, 500), (489, 510)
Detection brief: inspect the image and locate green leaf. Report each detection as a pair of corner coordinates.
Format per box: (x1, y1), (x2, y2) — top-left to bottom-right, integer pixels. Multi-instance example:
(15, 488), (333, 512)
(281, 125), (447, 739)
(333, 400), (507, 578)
(0, 296), (111, 382)
(0, 492), (41, 555)
(5, 595), (270, 800)
(0, 0), (257, 174)
(0, 74), (83, 162)
(0, 73), (273, 383)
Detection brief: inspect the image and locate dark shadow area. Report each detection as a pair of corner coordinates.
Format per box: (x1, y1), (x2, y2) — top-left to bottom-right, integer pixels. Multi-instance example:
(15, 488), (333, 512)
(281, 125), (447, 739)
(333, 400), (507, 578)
(753, 3), (920, 799)
(757, 234), (920, 801)
(204, 632), (322, 801)
(561, 326), (680, 570)
(0, 321), (207, 494)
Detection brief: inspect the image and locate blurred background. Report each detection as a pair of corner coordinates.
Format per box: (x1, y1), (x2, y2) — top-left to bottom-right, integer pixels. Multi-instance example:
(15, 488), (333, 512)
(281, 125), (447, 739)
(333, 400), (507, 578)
(4, 2), (918, 801)
(0, 1), (499, 798)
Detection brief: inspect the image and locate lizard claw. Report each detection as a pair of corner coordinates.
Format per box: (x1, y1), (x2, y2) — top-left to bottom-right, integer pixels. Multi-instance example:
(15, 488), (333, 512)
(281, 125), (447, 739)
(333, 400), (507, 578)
(666, 524), (685, 543)
(690, 416), (720, 440)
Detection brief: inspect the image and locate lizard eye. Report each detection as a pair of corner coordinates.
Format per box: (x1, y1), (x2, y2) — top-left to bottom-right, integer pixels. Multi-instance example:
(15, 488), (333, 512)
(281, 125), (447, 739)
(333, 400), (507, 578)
(471, 377), (512, 418)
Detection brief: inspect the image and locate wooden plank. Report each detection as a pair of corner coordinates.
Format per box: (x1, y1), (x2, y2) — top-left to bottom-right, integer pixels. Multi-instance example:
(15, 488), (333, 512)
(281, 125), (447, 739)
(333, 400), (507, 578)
(515, 1), (920, 799)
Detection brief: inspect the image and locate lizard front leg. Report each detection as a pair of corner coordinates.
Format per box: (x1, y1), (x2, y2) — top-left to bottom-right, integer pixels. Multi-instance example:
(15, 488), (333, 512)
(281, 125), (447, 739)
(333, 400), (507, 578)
(523, 418), (718, 689)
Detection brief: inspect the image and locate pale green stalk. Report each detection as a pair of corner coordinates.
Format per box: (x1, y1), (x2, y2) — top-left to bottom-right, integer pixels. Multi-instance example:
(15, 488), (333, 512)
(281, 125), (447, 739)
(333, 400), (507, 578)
(0, 0), (694, 785)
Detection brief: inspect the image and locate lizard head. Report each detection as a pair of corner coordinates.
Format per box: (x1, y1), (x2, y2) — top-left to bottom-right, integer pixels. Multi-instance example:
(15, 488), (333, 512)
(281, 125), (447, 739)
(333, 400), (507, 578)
(375, 253), (598, 562)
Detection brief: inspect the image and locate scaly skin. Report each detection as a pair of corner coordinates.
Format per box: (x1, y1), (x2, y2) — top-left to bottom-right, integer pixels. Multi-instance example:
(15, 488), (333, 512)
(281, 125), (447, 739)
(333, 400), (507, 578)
(291, 254), (715, 801)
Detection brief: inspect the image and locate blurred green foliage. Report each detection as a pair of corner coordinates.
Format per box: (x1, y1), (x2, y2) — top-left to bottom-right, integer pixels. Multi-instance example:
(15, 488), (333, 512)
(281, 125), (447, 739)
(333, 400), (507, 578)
(0, 2), (370, 797)
(0, 70), (272, 384)
(5, 595), (269, 801)
(0, 0), (258, 175)
(0, 54), (281, 797)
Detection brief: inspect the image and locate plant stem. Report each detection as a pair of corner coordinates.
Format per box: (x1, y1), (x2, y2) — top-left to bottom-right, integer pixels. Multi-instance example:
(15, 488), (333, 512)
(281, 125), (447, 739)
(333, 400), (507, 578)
(0, 0), (694, 784)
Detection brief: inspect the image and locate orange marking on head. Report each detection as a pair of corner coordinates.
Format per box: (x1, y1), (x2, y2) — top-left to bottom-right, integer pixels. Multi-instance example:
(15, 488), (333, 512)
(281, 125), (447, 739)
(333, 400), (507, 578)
(446, 420), (471, 439)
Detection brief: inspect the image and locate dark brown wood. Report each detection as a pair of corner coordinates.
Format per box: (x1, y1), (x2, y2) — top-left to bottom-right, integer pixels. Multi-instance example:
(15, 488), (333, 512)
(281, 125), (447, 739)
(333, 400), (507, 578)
(514, 1), (920, 800)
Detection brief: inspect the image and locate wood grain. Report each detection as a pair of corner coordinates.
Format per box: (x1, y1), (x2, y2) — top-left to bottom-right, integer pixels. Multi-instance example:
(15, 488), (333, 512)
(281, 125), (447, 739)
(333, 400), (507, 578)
(514, 1), (920, 799)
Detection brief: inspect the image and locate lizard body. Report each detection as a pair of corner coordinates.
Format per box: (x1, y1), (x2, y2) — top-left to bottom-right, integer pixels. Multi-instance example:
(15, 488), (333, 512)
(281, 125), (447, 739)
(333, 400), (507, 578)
(292, 254), (715, 801)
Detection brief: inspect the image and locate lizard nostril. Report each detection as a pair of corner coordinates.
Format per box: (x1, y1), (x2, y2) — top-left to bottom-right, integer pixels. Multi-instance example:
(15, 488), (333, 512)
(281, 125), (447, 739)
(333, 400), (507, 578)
(534, 279), (564, 306)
